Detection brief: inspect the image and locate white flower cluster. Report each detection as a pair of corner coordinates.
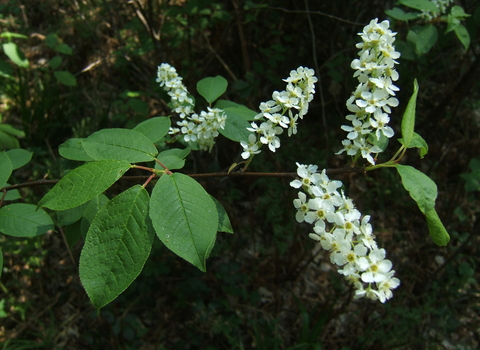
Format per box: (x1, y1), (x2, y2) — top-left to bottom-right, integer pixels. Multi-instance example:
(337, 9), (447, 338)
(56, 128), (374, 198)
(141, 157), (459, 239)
(290, 163), (400, 303)
(240, 67), (317, 160)
(421, 0), (454, 20)
(337, 19), (401, 165)
(156, 63), (227, 151)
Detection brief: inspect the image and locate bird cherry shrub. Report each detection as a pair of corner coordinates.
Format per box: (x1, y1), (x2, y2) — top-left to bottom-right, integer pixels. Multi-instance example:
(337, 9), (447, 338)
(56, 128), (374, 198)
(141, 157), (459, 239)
(0, 18), (449, 310)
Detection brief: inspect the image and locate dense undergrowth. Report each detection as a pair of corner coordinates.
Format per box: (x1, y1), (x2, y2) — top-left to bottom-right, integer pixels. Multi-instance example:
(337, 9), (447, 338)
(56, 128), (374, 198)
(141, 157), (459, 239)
(1, 0), (480, 349)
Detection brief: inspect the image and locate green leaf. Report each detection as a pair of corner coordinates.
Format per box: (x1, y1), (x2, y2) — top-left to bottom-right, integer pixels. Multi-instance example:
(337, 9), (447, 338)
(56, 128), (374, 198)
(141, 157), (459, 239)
(81, 194), (109, 238)
(460, 158), (480, 192)
(53, 71), (77, 86)
(133, 117), (171, 143)
(150, 173), (218, 272)
(54, 43), (73, 55)
(398, 0), (439, 13)
(219, 113), (251, 142)
(57, 202), (89, 227)
(3, 185), (21, 201)
(38, 160), (131, 210)
(385, 7), (421, 21)
(395, 164), (437, 214)
(45, 34), (59, 48)
(0, 151), (13, 189)
(0, 130), (19, 149)
(82, 129), (158, 163)
(0, 32), (28, 40)
(197, 76), (228, 104)
(399, 132), (428, 158)
(48, 56), (63, 69)
(211, 196), (233, 234)
(408, 25), (438, 55)
(0, 203), (54, 237)
(64, 220), (82, 247)
(0, 247), (2, 278)
(451, 5), (470, 18)
(79, 185), (154, 310)
(0, 59), (14, 79)
(58, 138), (95, 161)
(155, 148), (190, 170)
(2, 42), (29, 68)
(425, 208), (450, 246)
(400, 79), (419, 148)
(0, 124), (25, 137)
(454, 25), (470, 51)
(215, 100), (257, 121)
(5, 149), (33, 170)
(222, 106), (257, 121)
(409, 132), (428, 158)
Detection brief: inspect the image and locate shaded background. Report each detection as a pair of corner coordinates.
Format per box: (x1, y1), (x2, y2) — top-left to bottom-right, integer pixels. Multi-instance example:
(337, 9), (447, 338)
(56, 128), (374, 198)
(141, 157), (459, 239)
(1, 0), (479, 349)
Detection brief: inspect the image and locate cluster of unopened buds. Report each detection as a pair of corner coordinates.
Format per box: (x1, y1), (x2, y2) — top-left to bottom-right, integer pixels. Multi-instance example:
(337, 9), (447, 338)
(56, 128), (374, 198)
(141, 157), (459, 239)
(337, 18), (401, 165)
(240, 66), (317, 159)
(156, 63), (226, 151)
(290, 163), (400, 303)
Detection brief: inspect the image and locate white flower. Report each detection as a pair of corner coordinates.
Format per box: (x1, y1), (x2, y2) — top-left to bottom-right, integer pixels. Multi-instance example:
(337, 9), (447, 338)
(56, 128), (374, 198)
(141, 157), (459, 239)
(240, 134), (261, 159)
(293, 192), (309, 223)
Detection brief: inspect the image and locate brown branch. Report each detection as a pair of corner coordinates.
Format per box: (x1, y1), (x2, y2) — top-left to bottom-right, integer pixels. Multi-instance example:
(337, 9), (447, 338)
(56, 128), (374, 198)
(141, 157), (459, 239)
(0, 167), (365, 193)
(262, 6), (366, 27)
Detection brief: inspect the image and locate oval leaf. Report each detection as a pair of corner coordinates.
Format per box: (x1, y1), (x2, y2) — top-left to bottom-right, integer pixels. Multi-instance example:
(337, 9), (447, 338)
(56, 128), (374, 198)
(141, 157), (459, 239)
(395, 164), (437, 214)
(82, 128), (158, 163)
(133, 117), (171, 143)
(6, 148), (33, 169)
(54, 70), (77, 86)
(39, 160), (131, 210)
(0, 203), (54, 237)
(219, 113), (251, 142)
(2, 42), (29, 68)
(150, 173), (218, 272)
(197, 76), (228, 104)
(79, 185), (154, 310)
(155, 148), (190, 171)
(58, 138), (95, 161)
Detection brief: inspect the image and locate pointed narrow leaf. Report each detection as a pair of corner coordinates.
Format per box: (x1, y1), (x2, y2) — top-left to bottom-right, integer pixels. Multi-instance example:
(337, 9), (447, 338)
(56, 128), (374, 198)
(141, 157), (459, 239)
(79, 185), (154, 310)
(211, 196), (234, 234)
(5, 149), (33, 169)
(58, 138), (94, 161)
(425, 208), (450, 246)
(82, 129), (158, 163)
(197, 76), (228, 104)
(400, 80), (419, 148)
(150, 173), (218, 272)
(39, 160), (130, 210)
(133, 117), (171, 143)
(0, 203), (54, 237)
(395, 164), (437, 214)
(0, 151), (12, 189)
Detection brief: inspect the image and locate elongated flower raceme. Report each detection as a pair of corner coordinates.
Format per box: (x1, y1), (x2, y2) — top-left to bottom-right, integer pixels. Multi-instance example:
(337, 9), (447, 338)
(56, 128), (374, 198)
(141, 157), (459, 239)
(290, 163), (400, 303)
(241, 67), (317, 159)
(337, 19), (401, 165)
(156, 63), (227, 151)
